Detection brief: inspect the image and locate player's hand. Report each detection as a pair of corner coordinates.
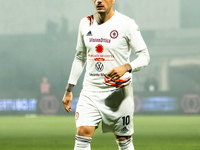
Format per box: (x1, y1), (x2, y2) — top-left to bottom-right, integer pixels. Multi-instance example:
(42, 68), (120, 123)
(62, 91), (73, 113)
(107, 64), (128, 80)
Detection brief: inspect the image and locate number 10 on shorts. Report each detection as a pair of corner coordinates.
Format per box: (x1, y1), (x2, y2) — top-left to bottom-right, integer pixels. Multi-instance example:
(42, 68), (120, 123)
(122, 115), (130, 126)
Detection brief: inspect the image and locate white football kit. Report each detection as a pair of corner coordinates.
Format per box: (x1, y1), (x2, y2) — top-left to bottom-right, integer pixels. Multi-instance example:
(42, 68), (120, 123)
(68, 11), (150, 135)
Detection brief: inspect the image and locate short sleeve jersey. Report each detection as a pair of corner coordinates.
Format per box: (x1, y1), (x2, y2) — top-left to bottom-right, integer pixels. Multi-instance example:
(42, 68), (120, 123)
(75, 11), (147, 91)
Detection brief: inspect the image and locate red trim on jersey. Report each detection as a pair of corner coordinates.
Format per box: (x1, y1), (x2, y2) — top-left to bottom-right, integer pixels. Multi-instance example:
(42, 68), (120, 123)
(86, 15), (94, 26)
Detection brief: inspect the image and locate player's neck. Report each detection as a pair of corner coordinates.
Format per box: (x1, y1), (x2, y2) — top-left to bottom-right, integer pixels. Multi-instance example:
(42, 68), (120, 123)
(97, 9), (115, 24)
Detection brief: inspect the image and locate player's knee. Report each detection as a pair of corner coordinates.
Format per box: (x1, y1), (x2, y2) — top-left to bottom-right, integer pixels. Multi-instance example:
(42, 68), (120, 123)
(116, 135), (132, 141)
(77, 126), (95, 137)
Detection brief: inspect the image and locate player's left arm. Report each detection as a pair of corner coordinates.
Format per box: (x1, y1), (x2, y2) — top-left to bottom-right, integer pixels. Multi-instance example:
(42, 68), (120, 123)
(129, 48), (150, 72)
(106, 48), (150, 81)
(107, 26), (150, 80)
(128, 20), (150, 72)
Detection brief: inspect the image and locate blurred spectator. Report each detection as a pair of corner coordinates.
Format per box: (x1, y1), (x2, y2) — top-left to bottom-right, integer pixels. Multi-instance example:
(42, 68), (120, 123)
(40, 77), (50, 94)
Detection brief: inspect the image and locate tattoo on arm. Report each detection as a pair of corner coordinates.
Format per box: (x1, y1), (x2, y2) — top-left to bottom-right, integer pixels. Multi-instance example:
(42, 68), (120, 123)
(66, 84), (74, 92)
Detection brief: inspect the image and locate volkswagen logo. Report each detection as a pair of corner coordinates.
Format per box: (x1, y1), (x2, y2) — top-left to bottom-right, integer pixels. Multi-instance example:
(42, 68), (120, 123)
(95, 62), (104, 72)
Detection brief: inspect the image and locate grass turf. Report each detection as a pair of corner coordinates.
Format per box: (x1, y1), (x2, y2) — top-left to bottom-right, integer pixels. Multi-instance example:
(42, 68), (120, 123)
(0, 116), (199, 150)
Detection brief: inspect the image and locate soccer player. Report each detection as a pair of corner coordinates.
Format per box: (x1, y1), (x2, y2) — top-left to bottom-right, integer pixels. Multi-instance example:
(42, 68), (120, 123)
(62, 0), (150, 150)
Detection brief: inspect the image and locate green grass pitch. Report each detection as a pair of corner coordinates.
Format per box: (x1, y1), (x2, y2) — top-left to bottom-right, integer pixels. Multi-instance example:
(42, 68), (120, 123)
(0, 116), (199, 150)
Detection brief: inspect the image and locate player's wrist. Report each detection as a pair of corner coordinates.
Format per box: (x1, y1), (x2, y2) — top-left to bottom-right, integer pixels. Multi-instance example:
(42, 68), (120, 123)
(66, 84), (74, 92)
(124, 63), (132, 73)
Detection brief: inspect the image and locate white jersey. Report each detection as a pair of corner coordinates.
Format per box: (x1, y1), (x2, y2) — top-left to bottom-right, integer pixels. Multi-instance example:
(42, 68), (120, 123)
(68, 11), (149, 91)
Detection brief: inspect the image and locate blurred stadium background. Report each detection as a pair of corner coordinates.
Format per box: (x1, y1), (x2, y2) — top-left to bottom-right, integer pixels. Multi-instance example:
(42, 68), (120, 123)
(0, 0), (199, 116)
(0, 0), (200, 150)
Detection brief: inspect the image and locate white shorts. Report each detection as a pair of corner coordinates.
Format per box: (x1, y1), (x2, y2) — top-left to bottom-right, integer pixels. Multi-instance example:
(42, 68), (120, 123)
(75, 85), (134, 136)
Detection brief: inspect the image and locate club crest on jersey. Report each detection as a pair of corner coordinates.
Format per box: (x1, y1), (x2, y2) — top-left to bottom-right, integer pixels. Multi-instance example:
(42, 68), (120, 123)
(95, 44), (104, 53)
(110, 30), (118, 39)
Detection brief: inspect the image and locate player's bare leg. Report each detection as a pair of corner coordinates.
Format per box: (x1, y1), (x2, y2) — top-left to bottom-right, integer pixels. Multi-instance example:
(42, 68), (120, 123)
(115, 135), (135, 150)
(74, 126), (95, 150)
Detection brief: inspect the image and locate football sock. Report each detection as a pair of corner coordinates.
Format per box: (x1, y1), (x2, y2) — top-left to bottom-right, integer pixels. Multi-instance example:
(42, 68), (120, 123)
(116, 137), (135, 150)
(74, 135), (92, 150)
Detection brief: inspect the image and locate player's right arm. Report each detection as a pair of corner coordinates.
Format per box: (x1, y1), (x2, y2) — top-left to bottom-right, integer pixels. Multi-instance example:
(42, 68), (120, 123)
(62, 84), (74, 113)
(62, 19), (87, 112)
(68, 18), (87, 85)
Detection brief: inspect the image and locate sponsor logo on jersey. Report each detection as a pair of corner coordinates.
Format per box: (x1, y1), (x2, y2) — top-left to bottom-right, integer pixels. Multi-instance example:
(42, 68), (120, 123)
(121, 127), (129, 133)
(95, 44), (104, 53)
(86, 31), (92, 36)
(89, 73), (105, 76)
(95, 62), (104, 72)
(88, 54), (115, 61)
(110, 30), (118, 39)
(94, 58), (105, 61)
(89, 38), (111, 43)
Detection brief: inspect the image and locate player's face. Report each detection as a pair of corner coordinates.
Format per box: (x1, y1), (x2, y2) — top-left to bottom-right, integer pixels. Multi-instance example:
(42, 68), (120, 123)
(93, 0), (116, 14)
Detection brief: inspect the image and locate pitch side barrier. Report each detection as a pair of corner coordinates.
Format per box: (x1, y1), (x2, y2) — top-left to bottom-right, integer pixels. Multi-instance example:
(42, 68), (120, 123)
(0, 92), (199, 116)
(132, 92), (200, 115)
